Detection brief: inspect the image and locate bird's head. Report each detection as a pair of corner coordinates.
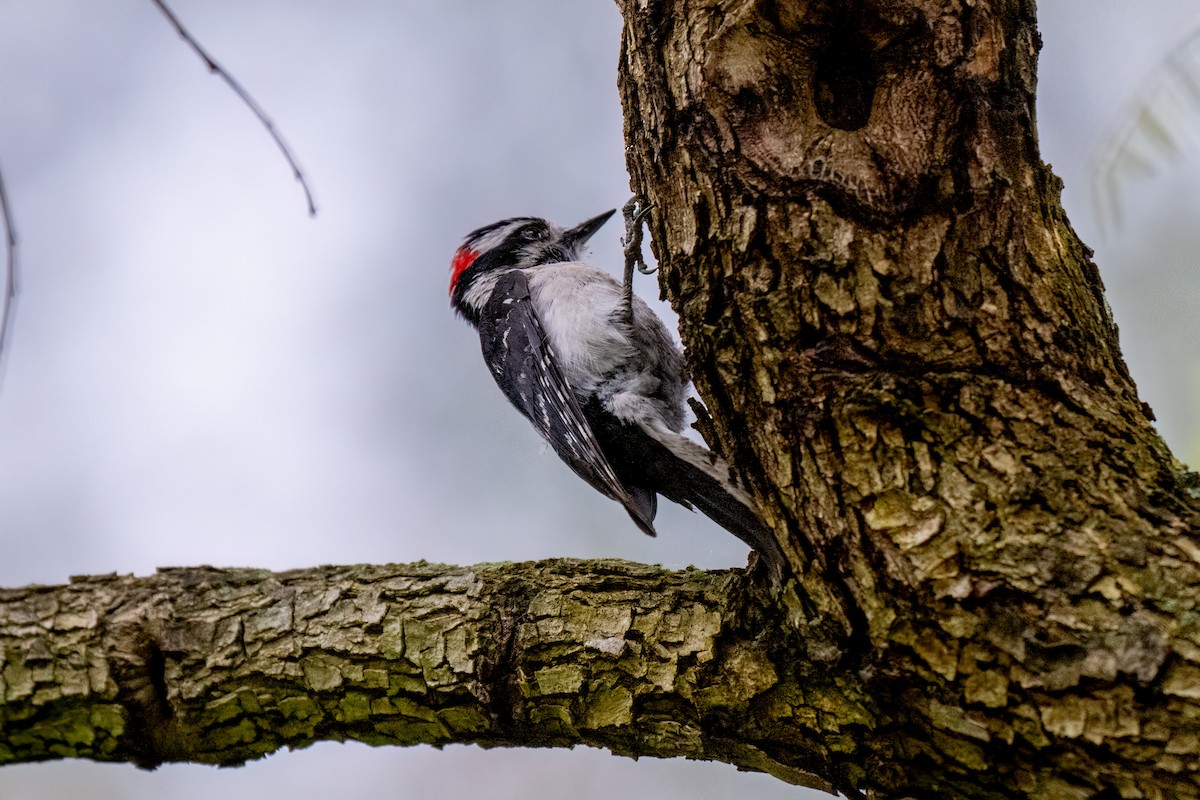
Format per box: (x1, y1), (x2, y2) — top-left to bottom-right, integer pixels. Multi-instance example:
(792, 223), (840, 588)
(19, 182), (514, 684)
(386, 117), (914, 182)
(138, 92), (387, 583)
(449, 210), (615, 316)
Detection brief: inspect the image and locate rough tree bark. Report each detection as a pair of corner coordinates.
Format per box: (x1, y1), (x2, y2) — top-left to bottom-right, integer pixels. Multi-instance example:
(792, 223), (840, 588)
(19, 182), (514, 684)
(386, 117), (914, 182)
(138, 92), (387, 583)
(1, 562), (856, 792)
(618, 0), (1200, 796)
(2, 1), (1199, 798)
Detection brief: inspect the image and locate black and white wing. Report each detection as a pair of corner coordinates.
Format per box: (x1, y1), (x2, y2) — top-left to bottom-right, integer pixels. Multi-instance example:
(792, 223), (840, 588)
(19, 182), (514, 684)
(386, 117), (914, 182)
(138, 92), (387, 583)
(477, 269), (657, 535)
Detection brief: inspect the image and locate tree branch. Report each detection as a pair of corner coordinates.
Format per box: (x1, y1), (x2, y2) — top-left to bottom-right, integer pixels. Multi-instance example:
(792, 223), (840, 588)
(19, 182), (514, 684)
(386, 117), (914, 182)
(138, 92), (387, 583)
(0, 560), (866, 794)
(0, 162), (17, 386)
(150, 0), (317, 217)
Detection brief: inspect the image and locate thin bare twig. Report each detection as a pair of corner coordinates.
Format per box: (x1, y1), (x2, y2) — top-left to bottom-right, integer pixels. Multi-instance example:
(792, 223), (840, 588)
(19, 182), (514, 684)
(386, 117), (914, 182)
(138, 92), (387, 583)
(0, 162), (17, 386)
(151, 0), (317, 217)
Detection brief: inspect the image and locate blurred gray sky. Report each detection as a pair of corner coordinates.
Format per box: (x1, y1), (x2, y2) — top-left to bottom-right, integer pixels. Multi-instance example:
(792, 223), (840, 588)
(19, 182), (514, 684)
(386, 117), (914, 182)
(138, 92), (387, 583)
(0, 2), (1197, 798)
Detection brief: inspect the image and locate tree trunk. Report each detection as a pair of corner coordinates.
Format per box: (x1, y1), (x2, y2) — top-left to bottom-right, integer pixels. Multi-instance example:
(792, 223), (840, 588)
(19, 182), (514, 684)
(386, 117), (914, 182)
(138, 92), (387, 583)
(3, 1), (1200, 798)
(618, 0), (1200, 797)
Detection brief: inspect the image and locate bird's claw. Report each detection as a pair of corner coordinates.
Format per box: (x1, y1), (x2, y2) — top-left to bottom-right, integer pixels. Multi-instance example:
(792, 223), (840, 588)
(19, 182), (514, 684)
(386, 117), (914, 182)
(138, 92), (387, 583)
(621, 196), (656, 279)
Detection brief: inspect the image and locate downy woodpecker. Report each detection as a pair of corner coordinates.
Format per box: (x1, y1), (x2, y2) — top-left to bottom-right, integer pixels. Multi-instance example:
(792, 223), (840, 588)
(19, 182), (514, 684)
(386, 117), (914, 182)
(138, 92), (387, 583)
(449, 208), (785, 578)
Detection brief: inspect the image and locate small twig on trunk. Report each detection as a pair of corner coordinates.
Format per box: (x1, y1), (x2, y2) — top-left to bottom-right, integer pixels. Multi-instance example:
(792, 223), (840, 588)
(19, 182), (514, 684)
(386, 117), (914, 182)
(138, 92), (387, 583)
(150, 0), (317, 217)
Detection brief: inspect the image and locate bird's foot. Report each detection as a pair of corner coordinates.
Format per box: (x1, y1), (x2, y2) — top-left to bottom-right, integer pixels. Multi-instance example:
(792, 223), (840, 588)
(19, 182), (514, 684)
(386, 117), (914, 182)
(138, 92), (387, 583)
(621, 197), (656, 278)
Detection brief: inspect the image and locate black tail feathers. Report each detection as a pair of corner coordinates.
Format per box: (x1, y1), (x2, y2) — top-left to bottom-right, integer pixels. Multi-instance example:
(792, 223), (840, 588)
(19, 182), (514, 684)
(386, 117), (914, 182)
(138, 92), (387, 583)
(653, 445), (787, 582)
(584, 403), (787, 581)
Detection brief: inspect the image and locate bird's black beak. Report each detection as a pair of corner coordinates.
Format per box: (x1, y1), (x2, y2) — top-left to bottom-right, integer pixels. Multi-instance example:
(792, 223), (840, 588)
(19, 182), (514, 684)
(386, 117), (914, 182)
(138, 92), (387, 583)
(561, 209), (617, 251)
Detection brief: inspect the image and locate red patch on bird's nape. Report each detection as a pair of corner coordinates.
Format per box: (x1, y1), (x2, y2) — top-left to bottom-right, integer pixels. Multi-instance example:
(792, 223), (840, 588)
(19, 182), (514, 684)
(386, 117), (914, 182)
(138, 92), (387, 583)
(449, 246), (479, 298)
